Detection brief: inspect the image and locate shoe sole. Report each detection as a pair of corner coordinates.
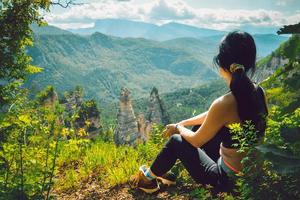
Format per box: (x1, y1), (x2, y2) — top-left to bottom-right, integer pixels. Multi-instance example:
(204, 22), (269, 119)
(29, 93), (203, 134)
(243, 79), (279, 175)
(138, 185), (160, 194)
(157, 177), (176, 186)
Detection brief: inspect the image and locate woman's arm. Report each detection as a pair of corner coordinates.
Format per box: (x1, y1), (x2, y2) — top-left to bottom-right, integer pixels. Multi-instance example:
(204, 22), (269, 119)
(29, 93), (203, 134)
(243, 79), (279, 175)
(178, 111), (208, 127)
(177, 98), (227, 148)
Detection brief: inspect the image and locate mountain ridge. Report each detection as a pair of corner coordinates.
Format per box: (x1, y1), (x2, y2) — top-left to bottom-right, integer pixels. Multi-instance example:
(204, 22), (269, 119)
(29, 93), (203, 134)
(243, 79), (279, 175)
(26, 27), (217, 106)
(26, 25), (289, 110)
(67, 18), (226, 41)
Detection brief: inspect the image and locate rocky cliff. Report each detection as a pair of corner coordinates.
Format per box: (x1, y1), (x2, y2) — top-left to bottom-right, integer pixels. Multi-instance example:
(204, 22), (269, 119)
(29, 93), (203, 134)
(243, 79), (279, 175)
(63, 87), (101, 137)
(76, 100), (102, 138)
(255, 54), (289, 83)
(147, 87), (170, 125)
(255, 34), (300, 83)
(114, 88), (146, 145)
(114, 87), (170, 146)
(137, 113), (152, 141)
(36, 86), (59, 107)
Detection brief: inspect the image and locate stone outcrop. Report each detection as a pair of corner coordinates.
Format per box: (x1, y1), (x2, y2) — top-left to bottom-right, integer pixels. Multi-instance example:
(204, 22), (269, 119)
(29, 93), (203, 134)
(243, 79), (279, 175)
(114, 88), (145, 145)
(64, 87), (101, 138)
(76, 99), (102, 138)
(147, 87), (170, 125)
(64, 86), (84, 113)
(44, 90), (58, 106)
(114, 87), (170, 146)
(255, 55), (289, 83)
(137, 113), (152, 141)
(37, 86), (58, 107)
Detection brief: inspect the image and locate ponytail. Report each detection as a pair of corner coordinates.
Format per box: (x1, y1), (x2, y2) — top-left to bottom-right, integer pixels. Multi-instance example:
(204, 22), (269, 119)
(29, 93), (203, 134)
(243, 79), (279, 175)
(229, 63), (256, 122)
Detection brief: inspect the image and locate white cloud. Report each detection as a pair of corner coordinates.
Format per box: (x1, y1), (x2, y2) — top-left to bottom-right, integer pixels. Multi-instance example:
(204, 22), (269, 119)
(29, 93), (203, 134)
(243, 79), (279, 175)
(149, 0), (195, 20)
(46, 0), (300, 30)
(286, 10), (300, 24)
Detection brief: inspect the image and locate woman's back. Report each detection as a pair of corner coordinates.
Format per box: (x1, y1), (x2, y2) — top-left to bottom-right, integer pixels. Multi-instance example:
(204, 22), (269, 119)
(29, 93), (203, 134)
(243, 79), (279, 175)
(218, 84), (268, 172)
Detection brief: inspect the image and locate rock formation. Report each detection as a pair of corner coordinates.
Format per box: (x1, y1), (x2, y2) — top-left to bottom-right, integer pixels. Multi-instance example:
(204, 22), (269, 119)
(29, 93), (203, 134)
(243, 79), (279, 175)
(64, 87), (101, 138)
(44, 90), (58, 106)
(114, 87), (170, 146)
(147, 87), (170, 125)
(255, 55), (289, 83)
(137, 113), (152, 141)
(64, 86), (84, 113)
(114, 88), (145, 145)
(76, 99), (102, 138)
(37, 86), (59, 107)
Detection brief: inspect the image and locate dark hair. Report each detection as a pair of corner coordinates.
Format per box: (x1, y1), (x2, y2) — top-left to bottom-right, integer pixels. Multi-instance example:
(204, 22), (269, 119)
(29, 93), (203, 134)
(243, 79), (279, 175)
(214, 31), (267, 135)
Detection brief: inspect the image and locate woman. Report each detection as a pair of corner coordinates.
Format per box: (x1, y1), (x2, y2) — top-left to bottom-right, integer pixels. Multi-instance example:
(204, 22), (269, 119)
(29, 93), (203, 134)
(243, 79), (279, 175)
(130, 31), (268, 193)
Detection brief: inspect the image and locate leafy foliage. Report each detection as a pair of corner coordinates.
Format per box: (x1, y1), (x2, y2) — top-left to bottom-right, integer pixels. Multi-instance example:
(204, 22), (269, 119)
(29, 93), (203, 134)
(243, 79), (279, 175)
(277, 22), (300, 34)
(0, 92), (65, 199)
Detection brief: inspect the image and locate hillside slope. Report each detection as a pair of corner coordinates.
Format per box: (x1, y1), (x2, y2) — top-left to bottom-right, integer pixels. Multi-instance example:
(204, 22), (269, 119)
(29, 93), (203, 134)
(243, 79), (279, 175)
(26, 30), (216, 104)
(26, 25), (288, 107)
(255, 34), (300, 82)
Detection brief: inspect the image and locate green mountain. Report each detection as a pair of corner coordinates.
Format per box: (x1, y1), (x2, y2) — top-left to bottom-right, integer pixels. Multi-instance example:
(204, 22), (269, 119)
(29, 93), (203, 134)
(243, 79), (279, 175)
(68, 19), (288, 57)
(260, 34), (300, 112)
(26, 27), (216, 105)
(26, 25), (288, 110)
(31, 24), (73, 35)
(256, 34), (300, 82)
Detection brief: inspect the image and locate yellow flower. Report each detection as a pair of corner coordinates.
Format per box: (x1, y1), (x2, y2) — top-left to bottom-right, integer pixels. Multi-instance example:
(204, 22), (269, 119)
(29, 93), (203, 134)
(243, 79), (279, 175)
(78, 128), (88, 137)
(61, 128), (70, 137)
(228, 123), (243, 132)
(85, 120), (91, 127)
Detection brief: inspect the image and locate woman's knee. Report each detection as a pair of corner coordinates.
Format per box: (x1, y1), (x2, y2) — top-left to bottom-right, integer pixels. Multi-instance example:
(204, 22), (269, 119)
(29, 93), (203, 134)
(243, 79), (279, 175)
(167, 134), (183, 148)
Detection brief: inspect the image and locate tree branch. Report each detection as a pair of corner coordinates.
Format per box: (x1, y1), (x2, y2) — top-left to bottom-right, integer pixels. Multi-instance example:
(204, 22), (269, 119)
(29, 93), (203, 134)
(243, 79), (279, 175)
(50, 0), (83, 8)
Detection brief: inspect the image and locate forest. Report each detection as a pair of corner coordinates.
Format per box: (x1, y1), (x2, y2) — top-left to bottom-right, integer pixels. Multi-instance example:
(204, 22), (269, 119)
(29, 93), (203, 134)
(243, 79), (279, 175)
(1, 1), (300, 200)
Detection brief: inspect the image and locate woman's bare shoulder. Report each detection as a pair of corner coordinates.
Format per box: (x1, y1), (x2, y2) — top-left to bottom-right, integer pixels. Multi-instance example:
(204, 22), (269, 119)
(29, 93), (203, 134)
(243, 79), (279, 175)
(209, 93), (240, 125)
(214, 92), (236, 107)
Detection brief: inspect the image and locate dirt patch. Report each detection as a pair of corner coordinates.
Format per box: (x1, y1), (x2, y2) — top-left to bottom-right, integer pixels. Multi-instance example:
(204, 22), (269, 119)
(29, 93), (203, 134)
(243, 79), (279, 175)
(53, 180), (200, 200)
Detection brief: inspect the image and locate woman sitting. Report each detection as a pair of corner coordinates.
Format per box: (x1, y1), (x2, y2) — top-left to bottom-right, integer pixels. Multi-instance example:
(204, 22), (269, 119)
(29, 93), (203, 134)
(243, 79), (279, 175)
(130, 31), (268, 193)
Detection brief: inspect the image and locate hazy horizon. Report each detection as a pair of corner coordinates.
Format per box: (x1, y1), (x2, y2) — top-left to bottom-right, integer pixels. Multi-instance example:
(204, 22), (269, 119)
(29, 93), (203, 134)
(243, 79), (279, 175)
(45, 0), (300, 33)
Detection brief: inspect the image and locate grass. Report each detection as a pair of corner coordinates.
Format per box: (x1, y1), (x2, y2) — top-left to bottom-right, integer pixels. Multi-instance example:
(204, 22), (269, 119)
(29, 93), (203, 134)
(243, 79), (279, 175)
(53, 138), (162, 192)
(51, 135), (238, 200)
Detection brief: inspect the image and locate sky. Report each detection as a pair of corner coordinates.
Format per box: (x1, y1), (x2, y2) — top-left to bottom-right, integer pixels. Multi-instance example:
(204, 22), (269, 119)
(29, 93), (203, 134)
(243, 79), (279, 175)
(45, 0), (300, 31)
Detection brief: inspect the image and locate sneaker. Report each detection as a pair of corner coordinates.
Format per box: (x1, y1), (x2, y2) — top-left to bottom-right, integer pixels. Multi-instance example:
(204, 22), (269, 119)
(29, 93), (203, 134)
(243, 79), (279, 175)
(130, 170), (160, 193)
(157, 171), (176, 186)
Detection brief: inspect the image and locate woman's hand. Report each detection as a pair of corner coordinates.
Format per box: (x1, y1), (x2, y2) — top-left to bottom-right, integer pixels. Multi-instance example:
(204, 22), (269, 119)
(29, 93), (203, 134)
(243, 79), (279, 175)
(162, 123), (179, 138)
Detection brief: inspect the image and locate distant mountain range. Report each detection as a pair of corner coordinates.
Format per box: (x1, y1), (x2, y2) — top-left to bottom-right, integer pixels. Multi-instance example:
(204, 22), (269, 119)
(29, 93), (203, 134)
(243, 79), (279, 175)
(65, 19), (288, 58)
(67, 19), (227, 41)
(26, 24), (288, 108)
